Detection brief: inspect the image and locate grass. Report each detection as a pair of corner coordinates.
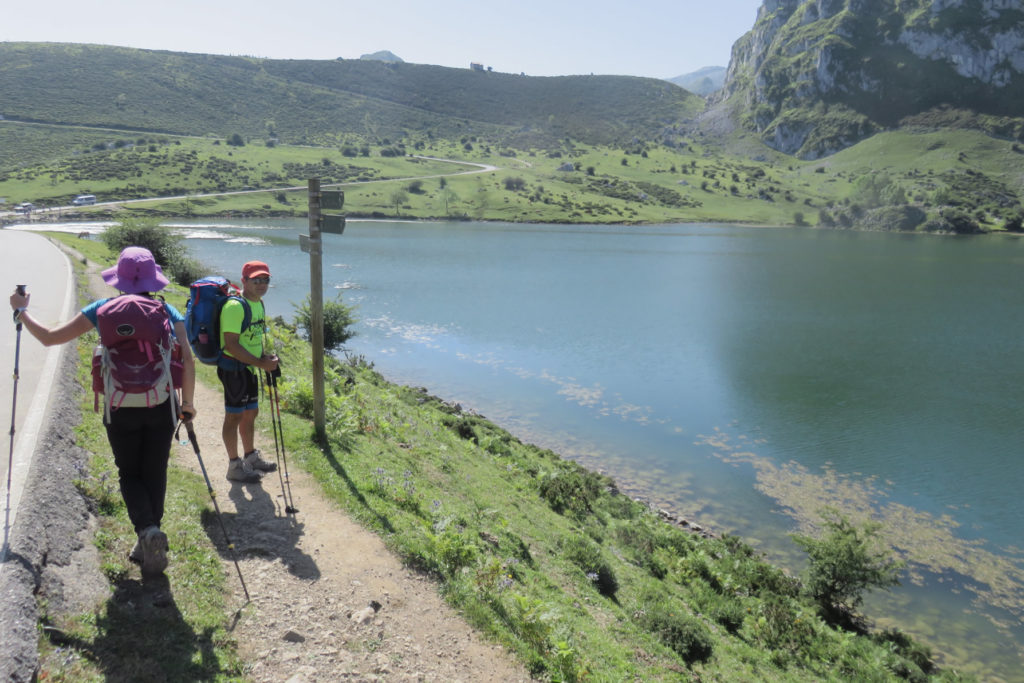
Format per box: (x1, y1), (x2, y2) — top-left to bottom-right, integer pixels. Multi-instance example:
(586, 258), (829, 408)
(34, 233), (967, 681)
(0, 42), (700, 150)
(5, 119), (1023, 232)
(2, 124), (840, 228)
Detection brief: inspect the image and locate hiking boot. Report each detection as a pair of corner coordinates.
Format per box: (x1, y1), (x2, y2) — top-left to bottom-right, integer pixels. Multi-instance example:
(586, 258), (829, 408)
(128, 538), (144, 565)
(139, 526), (168, 577)
(244, 449), (277, 473)
(227, 457), (263, 483)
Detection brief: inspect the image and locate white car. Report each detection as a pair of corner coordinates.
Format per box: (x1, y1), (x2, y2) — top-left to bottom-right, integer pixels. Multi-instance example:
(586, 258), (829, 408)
(14, 202), (35, 213)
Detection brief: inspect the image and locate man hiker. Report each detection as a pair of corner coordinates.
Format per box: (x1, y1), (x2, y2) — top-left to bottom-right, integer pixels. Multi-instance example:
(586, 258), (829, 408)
(219, 260), (279, 483)
(9, 247), (197, 577)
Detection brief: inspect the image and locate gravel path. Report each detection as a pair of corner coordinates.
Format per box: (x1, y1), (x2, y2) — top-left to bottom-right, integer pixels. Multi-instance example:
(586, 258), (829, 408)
(178, 378), (530, 682)
(1, 238), (532, 682)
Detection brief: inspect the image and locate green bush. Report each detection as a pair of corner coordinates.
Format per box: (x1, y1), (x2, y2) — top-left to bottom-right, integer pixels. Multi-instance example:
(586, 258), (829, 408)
(561, 536), (618, 598)
(615, 522), (667, 579)
(294, 293), (358, 352)
(791, 509), (904, 625)
(427, 527), (478, 577)
(872, 628), (936, 676)
(636, 598), (713, 664)
(101, 217), (197, 287)
(688, 578), (746, 634)
(748, 594), (815, 653)
(538, 466), (605, 515)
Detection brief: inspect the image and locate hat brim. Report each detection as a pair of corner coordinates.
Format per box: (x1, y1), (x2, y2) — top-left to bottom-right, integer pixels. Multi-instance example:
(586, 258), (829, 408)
(101, 263), (170, 294)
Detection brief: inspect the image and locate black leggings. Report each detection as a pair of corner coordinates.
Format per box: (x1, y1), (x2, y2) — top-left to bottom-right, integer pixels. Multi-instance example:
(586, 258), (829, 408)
(104, 400), (175, 534)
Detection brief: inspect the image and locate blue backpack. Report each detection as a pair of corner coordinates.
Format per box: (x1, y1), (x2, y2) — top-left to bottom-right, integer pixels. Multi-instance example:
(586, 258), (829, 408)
(184, 276), (252, 367)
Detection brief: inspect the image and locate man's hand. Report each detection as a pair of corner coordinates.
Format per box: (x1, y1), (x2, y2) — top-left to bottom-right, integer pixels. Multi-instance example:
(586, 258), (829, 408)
(261, 354), (280, 373)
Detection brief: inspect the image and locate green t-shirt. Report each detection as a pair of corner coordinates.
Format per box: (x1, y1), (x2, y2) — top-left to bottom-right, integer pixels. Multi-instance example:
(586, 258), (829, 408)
(220, 298), (266, 363)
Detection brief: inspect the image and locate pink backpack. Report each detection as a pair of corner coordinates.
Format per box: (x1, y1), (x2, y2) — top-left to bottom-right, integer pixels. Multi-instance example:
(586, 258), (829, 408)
(90, 295), (182, 419)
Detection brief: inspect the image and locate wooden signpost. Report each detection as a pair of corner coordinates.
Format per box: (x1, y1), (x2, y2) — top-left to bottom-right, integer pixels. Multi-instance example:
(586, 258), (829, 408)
(301, 178), (345, 441)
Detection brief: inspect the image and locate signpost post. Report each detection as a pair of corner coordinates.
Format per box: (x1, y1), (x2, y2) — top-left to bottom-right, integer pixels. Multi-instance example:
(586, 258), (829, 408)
(302, 179), (345, 442)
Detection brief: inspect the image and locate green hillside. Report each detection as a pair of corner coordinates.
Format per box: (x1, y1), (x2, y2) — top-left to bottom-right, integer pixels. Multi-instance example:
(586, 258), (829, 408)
(0, 43), (702, 148)
(713, 0), (1024, 158)
(1, 41), (1021, 234)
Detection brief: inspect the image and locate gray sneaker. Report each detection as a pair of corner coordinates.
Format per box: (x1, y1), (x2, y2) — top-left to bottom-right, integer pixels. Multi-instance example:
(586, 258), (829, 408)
(139, 526), (168, 577)
(227, 457), (263, 483)
(129, 538), (144, 565)
(244, 449), (277, 473)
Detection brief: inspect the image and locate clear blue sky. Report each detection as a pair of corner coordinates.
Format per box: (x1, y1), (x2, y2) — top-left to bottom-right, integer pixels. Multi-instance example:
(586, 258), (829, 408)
(3, 0), (764, 79)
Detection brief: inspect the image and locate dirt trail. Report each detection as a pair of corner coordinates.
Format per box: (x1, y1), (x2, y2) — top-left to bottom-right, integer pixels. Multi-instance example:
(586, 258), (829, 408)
(78, 245), (532, 682)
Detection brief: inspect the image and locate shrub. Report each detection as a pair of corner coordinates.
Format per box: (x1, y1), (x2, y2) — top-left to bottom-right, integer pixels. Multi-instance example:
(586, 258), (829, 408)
(689, 580), (745, 634)
(442, 415), (479, 443)
(294, 294), (357, 352)
(562, 536), (618, 597)
(538, 466), (604, 515)
(872, 628), (936, 675)
(101, 218), (197, 287)
(749, 594), (814, 652)
(615, 523), (666, 578)
(428, 527), (477, 577)
(791, 509), (904, 625)
(281, 377), (316, 419)
(1005, 212), (1024, 232)
(636, 598), (713, 664)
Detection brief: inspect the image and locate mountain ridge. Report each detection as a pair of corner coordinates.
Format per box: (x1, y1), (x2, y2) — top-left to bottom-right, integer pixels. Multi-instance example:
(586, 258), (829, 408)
(0, 42), (703, 149)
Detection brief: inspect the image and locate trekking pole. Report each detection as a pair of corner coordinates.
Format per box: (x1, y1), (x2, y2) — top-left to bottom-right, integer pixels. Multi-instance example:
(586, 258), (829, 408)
(5, 285), (27, 553)
(258, 369), (286, 510)
(265, 367), (298, 514)
(176, 419), (250, 603)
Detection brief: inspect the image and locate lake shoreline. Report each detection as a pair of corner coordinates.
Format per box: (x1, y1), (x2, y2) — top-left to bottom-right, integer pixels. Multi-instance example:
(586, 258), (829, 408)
(7, 206), (1021, 236)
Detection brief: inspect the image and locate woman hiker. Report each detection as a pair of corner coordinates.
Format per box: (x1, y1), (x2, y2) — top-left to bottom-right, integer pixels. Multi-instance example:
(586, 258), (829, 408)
(9, 246), (196, 576)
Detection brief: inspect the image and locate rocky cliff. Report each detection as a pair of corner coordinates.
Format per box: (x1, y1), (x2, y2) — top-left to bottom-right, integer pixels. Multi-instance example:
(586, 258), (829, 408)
(711, 0), (1024, 158)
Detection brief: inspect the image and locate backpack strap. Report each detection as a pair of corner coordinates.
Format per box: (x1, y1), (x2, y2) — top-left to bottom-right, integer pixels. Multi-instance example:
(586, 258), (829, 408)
(218, 296), (256, 371)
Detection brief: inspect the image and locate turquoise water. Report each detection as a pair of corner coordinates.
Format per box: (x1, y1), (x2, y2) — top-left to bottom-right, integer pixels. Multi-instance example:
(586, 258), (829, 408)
(172, 218), (1023, 679)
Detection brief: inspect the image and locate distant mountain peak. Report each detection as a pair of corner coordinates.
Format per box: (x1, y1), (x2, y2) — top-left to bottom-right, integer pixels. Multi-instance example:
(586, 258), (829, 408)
(359, 50), (403, 63)
(666, 66), (726, 96)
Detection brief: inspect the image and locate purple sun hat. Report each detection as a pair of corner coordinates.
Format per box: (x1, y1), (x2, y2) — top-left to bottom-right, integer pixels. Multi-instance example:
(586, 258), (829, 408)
(101, 246), (170, 294)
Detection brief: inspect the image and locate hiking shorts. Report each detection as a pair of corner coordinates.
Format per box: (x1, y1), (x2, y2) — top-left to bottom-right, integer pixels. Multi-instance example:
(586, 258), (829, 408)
(218, 366), (259, 413)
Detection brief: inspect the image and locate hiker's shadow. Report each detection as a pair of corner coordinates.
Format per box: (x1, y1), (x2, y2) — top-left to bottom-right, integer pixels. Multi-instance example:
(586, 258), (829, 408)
(214, 480), (320, 580)
(44, 575), (226, 680)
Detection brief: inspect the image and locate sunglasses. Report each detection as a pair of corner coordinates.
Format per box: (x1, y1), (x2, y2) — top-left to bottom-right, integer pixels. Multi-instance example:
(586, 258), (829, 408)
(250, 277), (271, 285)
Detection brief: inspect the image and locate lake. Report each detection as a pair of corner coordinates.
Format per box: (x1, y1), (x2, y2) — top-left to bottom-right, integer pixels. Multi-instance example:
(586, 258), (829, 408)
(23, 218), (1024, 679)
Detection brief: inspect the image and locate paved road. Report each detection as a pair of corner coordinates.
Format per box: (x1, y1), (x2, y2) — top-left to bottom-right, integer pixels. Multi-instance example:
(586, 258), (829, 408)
(0, 230), (75, 553)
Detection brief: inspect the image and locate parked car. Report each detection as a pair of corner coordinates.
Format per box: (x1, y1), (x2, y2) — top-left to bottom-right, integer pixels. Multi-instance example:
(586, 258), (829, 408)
(14, 202), (35, 213)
